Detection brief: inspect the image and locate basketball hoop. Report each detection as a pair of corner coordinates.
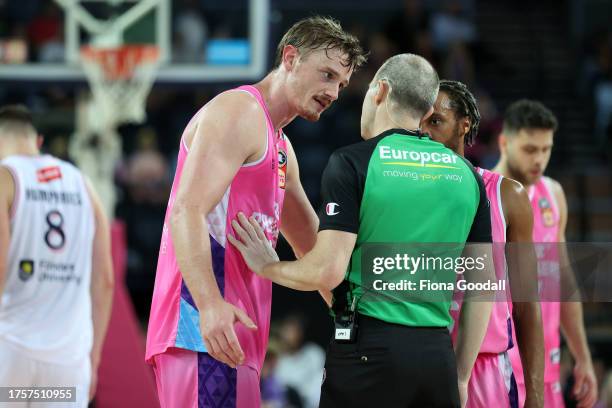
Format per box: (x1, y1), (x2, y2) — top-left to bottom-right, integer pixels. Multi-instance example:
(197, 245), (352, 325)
(81, 44), (159, 125)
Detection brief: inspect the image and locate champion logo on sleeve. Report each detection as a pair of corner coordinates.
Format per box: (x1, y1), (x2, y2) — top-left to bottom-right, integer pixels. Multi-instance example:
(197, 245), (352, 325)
(326, 202), (340, 216)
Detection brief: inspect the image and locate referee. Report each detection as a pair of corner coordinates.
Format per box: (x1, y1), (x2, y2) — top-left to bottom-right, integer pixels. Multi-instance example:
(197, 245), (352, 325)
(229, 54), (495, 407)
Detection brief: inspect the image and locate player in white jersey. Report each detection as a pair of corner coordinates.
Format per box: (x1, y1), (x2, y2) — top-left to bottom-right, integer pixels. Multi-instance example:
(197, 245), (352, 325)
(0, 105), (114, 408)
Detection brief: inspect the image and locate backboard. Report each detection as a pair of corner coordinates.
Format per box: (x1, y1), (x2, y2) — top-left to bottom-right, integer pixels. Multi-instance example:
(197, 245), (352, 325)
(0, 0), (269, 83)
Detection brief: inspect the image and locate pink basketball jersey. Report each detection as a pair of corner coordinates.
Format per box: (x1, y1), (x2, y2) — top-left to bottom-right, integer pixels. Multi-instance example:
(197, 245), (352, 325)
(509, 176), (561, 385)
(451, 167), (512, 354)
(146, 85), (287, 374)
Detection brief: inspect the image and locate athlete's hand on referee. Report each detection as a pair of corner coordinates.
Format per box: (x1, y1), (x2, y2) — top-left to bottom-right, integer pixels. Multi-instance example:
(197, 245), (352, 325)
(228, 212), (279, 275)
(200, 298), (257, 368)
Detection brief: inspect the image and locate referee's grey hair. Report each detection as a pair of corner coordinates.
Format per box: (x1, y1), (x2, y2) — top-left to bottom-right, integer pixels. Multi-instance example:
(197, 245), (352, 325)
(374, 54), (439, 120)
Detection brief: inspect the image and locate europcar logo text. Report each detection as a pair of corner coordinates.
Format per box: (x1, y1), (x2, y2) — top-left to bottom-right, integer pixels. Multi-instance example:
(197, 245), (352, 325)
(378, 146), (459, 169)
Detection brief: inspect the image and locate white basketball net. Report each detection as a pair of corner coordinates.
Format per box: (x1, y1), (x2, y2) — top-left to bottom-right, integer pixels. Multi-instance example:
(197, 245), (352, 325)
(81, 45), (159, 126)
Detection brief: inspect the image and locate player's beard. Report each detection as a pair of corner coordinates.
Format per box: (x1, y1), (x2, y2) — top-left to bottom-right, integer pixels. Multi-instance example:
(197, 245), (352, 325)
(299, 99), (321, 122)
(506, 156), (534, 186)
(300, 108), (320, 122)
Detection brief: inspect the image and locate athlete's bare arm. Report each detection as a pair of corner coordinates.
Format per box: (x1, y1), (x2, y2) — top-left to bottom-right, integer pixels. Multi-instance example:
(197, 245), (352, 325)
(0, 166), (14, 298)
(229, 213), (354, 292)
(170, 91), (264, 368)
(280, 140), (332, 305)
(502, 178), (544, 408)
(454, 243), (495, 407)
(84, 177), (114, 402)
(551, 179), (597, 408)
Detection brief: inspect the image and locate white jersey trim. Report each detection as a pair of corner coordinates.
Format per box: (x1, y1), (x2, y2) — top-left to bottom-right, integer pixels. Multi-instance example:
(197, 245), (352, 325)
(497, 352), (513, 392)
(207, 186), (231, 248)
(497, 175), (507, 242)
(541, 176), (559, 215)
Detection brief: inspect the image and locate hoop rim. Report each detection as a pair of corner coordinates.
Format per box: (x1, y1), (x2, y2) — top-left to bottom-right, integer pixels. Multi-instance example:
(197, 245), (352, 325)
(80, 44), (160, 80)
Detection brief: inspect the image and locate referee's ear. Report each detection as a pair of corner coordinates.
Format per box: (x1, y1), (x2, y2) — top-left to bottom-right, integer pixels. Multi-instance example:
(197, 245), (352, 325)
(374, 80), (390, 106)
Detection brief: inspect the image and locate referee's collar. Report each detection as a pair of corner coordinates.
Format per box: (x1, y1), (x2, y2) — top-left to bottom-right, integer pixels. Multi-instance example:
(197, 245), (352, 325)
(377, 128), (430, 139)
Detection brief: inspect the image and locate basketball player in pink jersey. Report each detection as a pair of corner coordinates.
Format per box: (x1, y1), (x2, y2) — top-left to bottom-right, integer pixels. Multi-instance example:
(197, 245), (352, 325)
(145, 17), (366, 408)
(493, 100), (597, 408)
(421, 81), (545, 408)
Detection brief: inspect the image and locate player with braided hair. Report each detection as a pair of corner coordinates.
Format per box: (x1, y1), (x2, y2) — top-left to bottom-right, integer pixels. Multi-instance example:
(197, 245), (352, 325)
(422, 80), (545, 408)
(426, 80), (481, 150)
(438, 80), (481, 146)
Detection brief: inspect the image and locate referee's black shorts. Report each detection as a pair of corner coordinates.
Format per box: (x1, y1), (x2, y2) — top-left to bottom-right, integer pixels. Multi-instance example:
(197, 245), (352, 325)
(319, 314), (460, 408)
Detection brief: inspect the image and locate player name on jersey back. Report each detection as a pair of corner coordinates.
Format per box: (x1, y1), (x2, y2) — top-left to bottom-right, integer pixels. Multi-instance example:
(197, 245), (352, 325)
(25, 188), (83, 206)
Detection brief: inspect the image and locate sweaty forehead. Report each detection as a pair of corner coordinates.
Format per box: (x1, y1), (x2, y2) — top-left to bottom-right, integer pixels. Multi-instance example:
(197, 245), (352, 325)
(435, 92), (453, 111)
(306, 48), (352, 72)
(432, 91), (454, 116)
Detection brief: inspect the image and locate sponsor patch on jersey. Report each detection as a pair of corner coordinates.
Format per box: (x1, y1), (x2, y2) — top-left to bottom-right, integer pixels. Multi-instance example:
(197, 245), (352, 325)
(550, 347), (561, 364)
(37, 166), (62, 183)
(278, 149), (287, 189)
(278, 149), (287, 168)
(541, 208), (555, 227)
(19, 259), (34, 281)
(539, 198), (555, 227)
(326, 202), (340, 216)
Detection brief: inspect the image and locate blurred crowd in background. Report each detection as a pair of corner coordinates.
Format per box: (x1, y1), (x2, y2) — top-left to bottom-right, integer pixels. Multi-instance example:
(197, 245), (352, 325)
(1, 0), (612, 407)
